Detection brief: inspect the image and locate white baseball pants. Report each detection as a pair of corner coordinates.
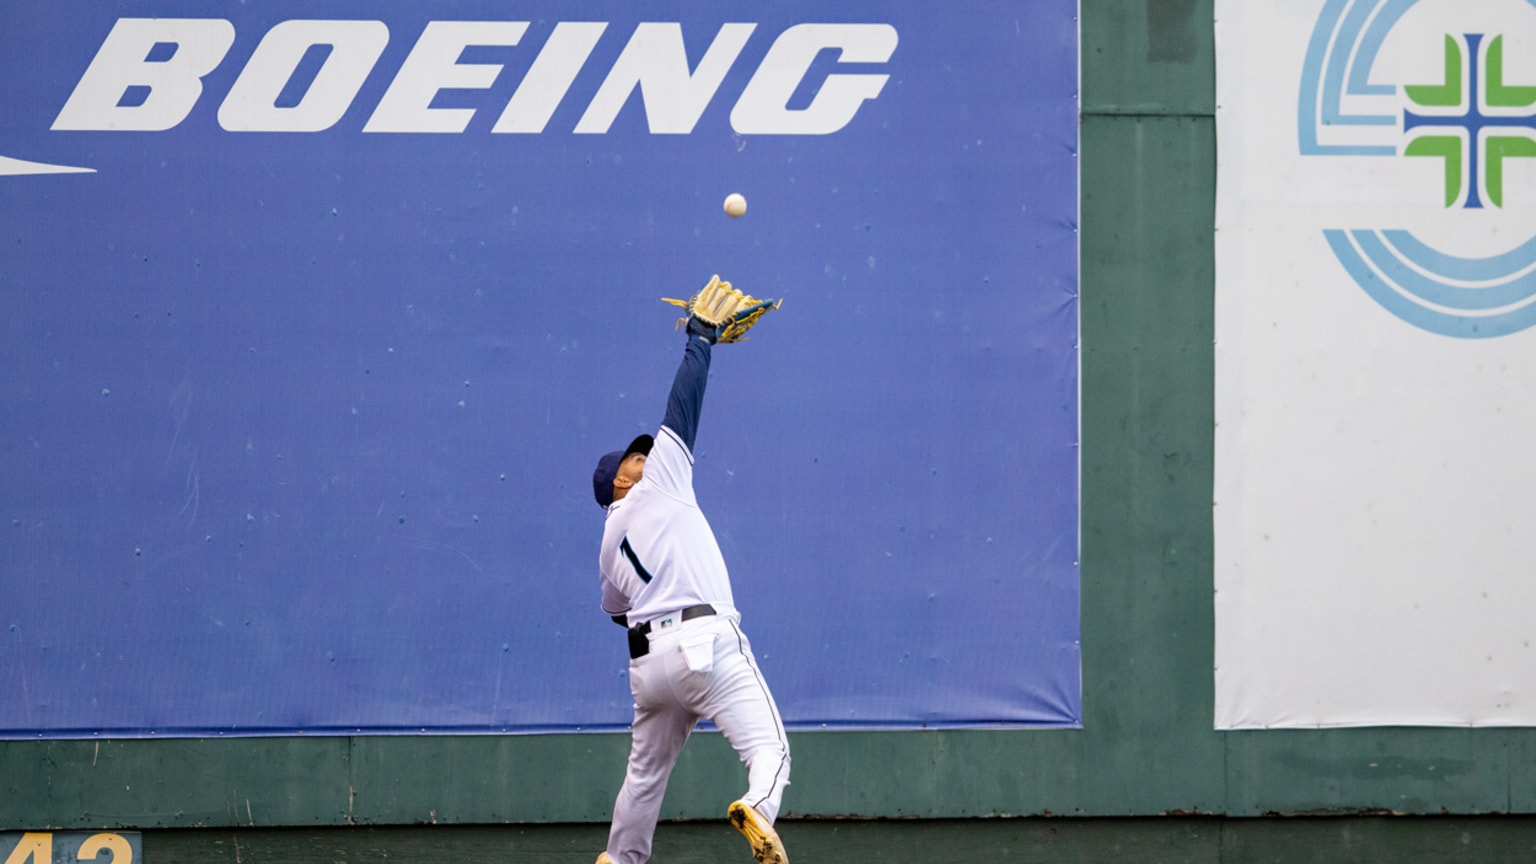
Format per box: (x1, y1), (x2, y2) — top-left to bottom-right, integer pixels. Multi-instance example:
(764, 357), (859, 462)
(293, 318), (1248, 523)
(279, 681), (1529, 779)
(606, 615), (791, 864)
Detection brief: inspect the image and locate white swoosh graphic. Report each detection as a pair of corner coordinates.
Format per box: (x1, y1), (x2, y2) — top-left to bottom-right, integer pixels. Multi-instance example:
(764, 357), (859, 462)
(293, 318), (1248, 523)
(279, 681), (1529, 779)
(0, 154), (95, 176)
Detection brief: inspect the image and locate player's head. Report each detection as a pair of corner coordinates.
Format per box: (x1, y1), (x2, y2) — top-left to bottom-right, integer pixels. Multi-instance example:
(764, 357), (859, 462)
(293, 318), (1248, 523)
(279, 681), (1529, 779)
(592, 434), (654, 508)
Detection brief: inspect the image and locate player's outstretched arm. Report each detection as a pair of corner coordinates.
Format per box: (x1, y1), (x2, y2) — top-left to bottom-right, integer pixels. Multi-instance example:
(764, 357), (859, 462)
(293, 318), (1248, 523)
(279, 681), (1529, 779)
(661, 334), (712, 452)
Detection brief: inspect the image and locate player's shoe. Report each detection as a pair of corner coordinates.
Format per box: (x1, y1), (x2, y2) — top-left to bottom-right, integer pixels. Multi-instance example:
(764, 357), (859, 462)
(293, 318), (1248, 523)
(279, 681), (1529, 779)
(728, 800), (788, 864)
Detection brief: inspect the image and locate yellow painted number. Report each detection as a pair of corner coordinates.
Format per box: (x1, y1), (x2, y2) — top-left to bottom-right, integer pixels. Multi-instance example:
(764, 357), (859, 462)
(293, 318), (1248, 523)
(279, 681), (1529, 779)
(78, 834), (133, 863)
(3, 834), (51, 864)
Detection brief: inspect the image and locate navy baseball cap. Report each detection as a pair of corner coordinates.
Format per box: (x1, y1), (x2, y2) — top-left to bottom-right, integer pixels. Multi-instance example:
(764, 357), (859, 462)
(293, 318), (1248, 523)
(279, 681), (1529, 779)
(593, 433), (654, 508)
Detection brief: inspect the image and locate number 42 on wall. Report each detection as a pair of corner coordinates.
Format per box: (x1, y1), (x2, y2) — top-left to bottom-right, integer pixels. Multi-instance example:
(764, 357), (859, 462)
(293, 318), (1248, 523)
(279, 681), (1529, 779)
(1, 832), (140, 864)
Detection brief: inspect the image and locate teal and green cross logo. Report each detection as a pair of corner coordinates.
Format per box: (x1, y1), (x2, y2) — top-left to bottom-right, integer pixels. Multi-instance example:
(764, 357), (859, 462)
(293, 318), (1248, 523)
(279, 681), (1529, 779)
(1404, 33), (1536, 208)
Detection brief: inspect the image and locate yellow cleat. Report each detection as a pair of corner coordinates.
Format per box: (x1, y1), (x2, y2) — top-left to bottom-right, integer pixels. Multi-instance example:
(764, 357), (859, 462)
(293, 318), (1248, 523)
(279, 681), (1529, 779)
(728, 800), (788, 864)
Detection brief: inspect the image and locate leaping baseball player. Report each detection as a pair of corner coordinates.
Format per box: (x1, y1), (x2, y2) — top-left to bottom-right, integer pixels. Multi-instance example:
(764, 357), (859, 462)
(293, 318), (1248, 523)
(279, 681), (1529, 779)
(590, 276), (789, 864)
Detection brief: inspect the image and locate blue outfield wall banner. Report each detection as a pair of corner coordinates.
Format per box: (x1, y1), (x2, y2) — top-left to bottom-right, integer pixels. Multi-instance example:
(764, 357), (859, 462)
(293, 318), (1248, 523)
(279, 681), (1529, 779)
(0, 1), (1080, 737)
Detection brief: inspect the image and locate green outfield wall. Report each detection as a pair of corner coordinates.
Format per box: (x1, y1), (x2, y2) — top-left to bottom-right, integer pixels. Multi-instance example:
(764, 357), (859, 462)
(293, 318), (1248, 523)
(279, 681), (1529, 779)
(4, 0), (1534, 835)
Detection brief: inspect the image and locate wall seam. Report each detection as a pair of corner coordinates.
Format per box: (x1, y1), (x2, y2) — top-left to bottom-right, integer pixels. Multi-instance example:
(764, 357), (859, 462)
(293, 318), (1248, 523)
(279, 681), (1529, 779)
(346, 736), (357, 826)
(1079, 111), (1214, 119)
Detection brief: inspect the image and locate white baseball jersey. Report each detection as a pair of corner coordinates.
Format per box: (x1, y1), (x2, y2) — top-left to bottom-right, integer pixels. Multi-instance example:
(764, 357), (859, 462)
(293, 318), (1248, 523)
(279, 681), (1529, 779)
(599, 424), (736, 626)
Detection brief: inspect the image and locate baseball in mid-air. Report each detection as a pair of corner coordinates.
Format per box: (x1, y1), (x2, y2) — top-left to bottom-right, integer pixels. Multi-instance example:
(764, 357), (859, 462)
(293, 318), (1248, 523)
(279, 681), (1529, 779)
(723, 193), (747, 218)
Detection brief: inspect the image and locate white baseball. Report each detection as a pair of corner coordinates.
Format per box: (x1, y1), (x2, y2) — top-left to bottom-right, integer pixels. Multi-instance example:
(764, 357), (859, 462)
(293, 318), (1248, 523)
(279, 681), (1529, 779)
(723, 193), (747, 218)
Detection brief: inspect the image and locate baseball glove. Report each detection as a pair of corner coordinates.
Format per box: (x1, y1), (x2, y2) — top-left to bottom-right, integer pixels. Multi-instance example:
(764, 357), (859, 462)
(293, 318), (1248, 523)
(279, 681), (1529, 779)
(662, 274), (781, 343)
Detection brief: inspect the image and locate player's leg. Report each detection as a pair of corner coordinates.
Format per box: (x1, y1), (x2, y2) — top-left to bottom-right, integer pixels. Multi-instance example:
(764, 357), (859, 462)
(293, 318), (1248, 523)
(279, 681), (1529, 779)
(706, 621), (791, 824)
(605, 657), (699, 864)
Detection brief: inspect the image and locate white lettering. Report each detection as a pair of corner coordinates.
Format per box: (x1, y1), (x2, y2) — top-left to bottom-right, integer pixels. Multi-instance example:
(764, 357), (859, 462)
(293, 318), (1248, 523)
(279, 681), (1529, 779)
(219, 20), (389, 132)
(731, 24), (897, 135)
(493, 22), (607, 134)
(575, 23), (755, 135)
(364, 21), (529, 133)
(53, 19), (898, 136)
(52, 18), (235, 131)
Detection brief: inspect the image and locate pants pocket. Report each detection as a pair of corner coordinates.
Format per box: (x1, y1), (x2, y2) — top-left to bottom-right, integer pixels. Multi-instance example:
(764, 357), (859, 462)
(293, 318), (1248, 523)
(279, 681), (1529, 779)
(680, 633), (718, 673)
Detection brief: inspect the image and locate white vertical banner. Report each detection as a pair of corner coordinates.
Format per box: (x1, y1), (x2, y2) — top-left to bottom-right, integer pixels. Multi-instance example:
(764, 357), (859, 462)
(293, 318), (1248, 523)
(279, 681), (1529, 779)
(1215, 0), (1536, 728)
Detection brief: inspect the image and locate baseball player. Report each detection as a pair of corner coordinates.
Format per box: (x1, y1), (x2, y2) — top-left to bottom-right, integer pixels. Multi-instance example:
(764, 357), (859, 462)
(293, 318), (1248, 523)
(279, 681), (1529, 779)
(590, 284), (790, 864)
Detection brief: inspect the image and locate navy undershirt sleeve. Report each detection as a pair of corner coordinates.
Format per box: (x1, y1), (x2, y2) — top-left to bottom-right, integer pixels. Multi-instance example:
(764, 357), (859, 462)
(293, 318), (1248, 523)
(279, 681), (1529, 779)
(662, 335), (712, 452)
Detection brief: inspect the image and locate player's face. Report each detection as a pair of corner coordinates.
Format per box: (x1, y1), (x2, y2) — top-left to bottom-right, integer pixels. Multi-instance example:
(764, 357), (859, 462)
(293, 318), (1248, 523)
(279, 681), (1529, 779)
(619, 452), (646, 482)
(612, 451), (647, 501)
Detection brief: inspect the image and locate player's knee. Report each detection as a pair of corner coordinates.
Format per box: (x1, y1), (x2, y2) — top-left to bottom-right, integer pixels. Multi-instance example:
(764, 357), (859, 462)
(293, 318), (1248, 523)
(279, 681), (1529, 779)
(622, 763), (672, 797)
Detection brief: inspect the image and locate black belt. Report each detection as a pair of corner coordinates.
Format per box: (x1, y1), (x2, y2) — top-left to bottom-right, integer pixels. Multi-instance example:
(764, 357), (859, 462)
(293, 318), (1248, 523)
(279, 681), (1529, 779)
(627, 604), (716, 659)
